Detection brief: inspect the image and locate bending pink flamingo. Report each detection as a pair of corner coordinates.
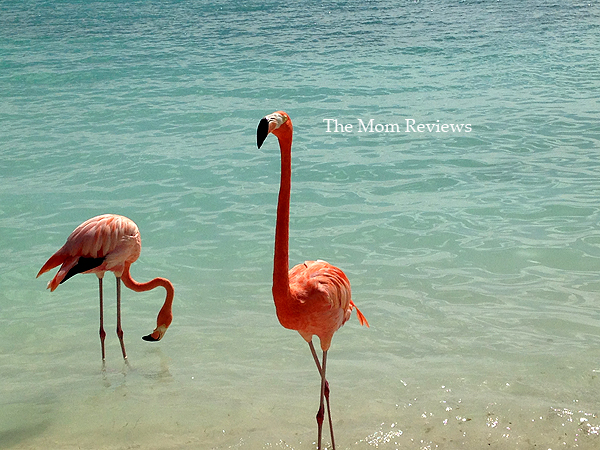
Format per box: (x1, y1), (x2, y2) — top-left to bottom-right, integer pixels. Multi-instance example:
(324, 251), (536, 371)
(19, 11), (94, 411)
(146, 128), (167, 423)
(37, 214), (174, 360)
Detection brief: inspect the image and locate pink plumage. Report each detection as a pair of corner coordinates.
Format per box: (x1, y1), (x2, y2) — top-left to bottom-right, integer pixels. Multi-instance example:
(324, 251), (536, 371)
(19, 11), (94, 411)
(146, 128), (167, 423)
(286, 260), (366, 350)
(37, 214), (141, 291)
(258, 111), (368, 450)
(37, 214), (173, 360)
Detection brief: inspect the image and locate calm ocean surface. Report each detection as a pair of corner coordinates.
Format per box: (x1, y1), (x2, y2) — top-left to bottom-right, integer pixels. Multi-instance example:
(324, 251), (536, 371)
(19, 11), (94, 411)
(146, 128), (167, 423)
(2, 0), (600, 448)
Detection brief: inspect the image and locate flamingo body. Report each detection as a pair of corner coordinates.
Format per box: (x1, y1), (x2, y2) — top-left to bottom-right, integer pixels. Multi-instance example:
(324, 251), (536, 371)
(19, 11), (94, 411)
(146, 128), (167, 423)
(285, 260), (367, 350)
(38, 214), (141, 291)
(257, 111), (368, 450)
(37, 214), (174, 359)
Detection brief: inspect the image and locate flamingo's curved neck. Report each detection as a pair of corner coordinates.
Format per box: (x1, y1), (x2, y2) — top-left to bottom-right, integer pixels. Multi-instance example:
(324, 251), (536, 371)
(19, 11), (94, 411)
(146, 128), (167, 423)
(273, 133), (292, 304)
(121, 262), (174, 330)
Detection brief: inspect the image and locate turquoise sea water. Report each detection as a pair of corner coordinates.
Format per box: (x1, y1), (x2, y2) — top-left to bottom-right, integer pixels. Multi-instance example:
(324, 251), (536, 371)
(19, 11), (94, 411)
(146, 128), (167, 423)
(2, 0), (600, 448)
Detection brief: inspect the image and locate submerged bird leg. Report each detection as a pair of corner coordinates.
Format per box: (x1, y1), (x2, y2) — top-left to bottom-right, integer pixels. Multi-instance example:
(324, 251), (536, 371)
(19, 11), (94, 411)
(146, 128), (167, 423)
(116, 277), (127, 359)
(98, 277), (106, 361)
(309, 341), (335, 449)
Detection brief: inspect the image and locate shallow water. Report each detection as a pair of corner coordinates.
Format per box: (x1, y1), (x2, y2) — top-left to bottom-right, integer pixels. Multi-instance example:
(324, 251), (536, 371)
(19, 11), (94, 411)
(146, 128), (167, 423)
(1, 0), (600, 448)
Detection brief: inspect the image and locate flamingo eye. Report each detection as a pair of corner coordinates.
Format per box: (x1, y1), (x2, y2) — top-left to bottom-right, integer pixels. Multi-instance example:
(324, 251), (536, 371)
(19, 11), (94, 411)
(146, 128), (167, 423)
(268, 113), (287, 129)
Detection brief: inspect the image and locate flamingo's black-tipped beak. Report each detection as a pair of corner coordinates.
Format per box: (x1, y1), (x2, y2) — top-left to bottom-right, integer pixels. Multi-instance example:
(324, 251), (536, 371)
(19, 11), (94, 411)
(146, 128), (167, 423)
(142, 325), (167, 342)
(142, 334), (159, 342)
(257, 117), (270, 149)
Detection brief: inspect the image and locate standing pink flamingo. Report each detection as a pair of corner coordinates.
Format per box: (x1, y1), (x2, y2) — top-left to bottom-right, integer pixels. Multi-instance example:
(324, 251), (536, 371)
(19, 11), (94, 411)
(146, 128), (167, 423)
(257, 111), (369, 450)
(37, 214), (174, 360)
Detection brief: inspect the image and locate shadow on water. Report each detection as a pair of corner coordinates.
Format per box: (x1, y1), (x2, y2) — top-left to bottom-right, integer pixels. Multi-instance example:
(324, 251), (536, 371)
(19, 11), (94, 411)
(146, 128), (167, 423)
(0, 422), (51, 449)
(100, 357), (131, 387)
(142, 347), (173, 382)
(0, 399), (53, 450)
(98, 348), (172, 388)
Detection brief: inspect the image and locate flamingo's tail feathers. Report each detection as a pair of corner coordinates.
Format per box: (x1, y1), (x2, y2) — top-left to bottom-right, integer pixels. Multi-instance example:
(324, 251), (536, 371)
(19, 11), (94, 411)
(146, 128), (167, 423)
(40, 255), (105, 292)
(47, 277), (62, 292)
(351, 301), (370, 328)
(37, 252), (67, 278)
(356, 307), (369, 328)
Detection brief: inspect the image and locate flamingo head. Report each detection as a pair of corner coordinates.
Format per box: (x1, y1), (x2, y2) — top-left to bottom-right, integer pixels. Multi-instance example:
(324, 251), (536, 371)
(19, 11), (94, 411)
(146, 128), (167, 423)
(257, 111), (292, 148)
(142, 304), (172, 342)
(142, 324), (169, 342)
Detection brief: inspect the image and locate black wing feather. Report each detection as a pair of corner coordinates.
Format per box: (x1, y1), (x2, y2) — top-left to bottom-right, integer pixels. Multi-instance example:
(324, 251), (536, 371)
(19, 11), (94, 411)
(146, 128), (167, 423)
(60, 257), (105, 284)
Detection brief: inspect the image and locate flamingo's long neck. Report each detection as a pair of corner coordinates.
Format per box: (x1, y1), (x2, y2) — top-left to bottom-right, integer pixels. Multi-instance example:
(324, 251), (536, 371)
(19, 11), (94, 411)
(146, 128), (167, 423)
(121, 263), (174, 332)
(272, 133), (292, 306)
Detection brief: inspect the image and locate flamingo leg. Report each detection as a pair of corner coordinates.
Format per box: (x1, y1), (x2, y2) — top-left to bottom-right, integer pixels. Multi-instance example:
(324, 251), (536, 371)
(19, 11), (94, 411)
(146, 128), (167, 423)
(308, 341), (335, 449)
(98, 277), (106, 361)
(116, 277), (127, 359)
(316, 350), (330, 450)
